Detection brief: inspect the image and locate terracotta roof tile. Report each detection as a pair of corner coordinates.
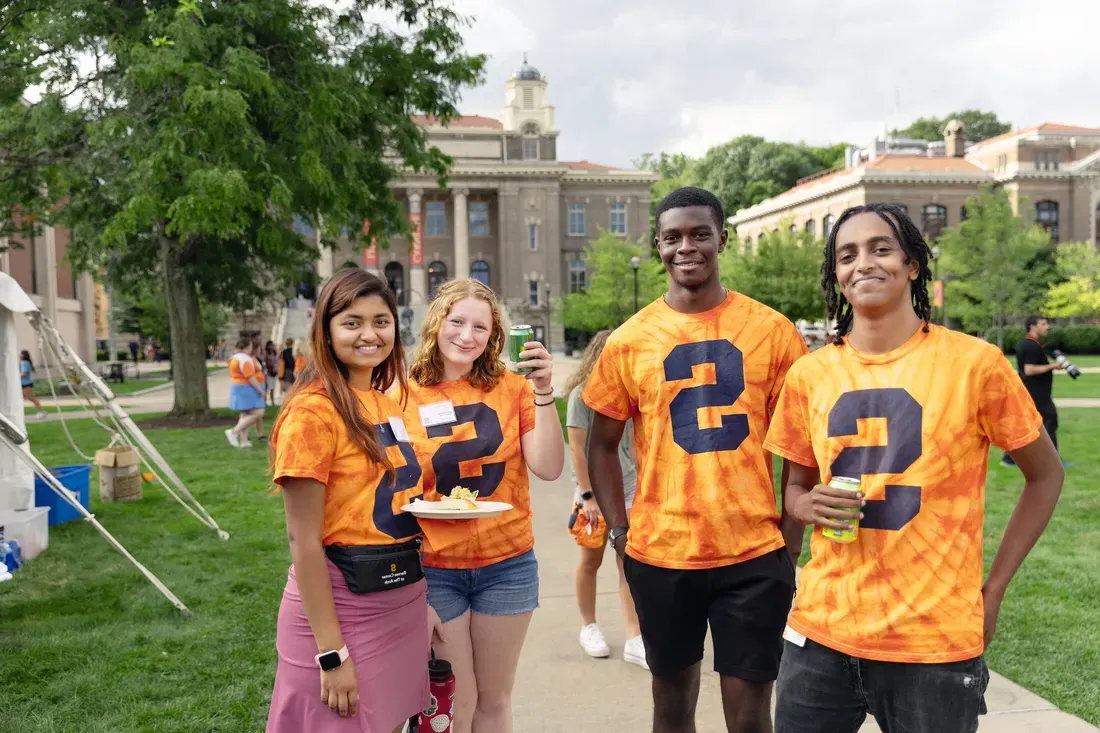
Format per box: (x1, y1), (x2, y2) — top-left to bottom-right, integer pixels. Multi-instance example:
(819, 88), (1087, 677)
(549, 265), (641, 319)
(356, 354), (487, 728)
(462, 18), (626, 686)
(411, 114), (503, 130)
(970, 122), (1100, 148)
(864, 155), (983, 172)
(559, 160), (619, 171)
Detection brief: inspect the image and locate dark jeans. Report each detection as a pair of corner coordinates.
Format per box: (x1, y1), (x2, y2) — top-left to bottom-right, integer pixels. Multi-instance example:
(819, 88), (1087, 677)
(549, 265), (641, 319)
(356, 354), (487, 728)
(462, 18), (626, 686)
(1003, 403), (1058, 464)
(775, 639), (989, 733)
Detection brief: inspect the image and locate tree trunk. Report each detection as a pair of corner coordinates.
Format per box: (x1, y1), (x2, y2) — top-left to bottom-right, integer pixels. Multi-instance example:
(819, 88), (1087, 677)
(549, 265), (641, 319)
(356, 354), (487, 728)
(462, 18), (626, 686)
(160, 230), (214, 421)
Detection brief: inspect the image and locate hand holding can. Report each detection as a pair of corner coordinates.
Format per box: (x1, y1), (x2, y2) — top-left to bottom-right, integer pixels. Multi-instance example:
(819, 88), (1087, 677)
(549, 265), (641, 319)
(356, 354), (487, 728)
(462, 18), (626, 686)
(508, 325), (535, 373)
(819, 476), (864, 543)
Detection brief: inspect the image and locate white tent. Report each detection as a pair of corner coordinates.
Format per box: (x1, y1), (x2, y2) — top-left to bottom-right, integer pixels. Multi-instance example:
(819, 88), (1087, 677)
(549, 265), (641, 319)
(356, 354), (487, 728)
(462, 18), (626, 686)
(0, 272), (37, 512)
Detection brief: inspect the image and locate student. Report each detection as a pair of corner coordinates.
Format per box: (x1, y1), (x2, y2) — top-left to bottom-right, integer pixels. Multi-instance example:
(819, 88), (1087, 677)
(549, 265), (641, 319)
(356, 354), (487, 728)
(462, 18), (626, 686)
(563, 330), (646, 669)
(1002, 314), (1066, 467)
(279, 337), (297, 395)
(404, 277), (564, 733)
(263, 340), (279, 406)
(225, 337), (266, 448)
(266, 268), (442, 733)
(763, 203), (1064, 733)
(19, 350), (46, 420)
(584, 186), (807, 733)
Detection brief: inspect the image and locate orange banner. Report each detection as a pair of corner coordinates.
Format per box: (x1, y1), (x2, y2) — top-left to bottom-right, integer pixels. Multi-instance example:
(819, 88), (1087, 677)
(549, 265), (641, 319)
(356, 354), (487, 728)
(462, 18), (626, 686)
(409, 212), (423, 266)
(933, 280), (944, 307)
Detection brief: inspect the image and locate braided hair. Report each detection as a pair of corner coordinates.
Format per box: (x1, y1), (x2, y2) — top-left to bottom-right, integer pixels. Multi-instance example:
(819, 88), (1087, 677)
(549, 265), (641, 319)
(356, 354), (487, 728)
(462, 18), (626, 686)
(822, 203), (933, 346)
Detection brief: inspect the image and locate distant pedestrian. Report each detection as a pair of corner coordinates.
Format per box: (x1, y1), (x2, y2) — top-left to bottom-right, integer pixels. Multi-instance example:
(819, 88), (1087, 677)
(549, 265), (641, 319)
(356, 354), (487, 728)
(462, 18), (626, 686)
(19, 350), (46, 420)
(263, 341), (279, 406)
(225, 337), (266, 448)
(279, 337), (296, 396)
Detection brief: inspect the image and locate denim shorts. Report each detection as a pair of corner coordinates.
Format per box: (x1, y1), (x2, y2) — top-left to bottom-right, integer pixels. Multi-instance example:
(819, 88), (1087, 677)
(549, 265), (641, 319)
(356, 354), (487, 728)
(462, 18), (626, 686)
(424, 550), (539, 623)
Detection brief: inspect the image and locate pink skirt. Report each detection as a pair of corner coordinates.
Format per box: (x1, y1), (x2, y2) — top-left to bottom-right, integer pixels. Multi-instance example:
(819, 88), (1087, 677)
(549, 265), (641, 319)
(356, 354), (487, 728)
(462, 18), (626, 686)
(266, 560), (430, 733)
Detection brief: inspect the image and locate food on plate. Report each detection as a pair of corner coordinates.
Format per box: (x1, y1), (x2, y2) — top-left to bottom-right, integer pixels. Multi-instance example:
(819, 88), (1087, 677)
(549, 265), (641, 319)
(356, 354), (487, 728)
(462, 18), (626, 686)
(431, 486), (479, 511)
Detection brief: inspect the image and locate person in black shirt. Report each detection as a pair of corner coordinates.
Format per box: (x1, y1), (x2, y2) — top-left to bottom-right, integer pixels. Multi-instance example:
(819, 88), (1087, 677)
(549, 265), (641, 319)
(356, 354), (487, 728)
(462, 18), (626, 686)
(1002, 315), (1065, 467)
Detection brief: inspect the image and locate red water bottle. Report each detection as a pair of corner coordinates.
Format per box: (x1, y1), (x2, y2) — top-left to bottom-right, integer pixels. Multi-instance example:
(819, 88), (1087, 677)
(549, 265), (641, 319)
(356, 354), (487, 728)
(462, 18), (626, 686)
(418, 652), (455, 733)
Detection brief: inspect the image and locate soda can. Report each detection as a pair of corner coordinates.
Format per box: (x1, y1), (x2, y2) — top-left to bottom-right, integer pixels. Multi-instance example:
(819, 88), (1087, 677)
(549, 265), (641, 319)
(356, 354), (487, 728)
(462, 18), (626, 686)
(821, 475), (861, 543)
(508, 325), (534, 374)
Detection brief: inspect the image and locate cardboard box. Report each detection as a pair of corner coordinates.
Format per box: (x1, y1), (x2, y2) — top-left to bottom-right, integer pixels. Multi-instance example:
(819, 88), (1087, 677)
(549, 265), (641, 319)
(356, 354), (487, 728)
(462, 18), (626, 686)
(94, 446), (143, 503)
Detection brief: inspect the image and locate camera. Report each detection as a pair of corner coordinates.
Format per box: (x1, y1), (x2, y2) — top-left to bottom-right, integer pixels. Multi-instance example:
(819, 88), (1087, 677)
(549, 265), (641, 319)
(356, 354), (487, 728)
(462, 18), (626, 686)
(1051, 350), (1082, 380)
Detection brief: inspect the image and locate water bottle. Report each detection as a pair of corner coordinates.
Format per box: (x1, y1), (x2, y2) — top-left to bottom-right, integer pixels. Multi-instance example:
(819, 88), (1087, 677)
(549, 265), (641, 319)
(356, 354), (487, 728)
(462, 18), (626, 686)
(417, 652), (455, 733)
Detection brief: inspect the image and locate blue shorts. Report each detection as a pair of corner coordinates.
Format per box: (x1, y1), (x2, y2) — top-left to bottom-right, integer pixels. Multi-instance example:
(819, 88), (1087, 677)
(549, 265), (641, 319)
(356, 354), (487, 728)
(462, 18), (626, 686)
(424, 549), (539, 623)
(229, 382), (266, 412)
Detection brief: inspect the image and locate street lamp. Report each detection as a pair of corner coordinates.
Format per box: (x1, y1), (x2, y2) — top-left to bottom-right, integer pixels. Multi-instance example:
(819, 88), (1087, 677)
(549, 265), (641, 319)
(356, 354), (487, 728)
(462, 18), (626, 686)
(630, 256), (641, 313)
(544, 280), (552, 353)
(931, 245), (942, 324)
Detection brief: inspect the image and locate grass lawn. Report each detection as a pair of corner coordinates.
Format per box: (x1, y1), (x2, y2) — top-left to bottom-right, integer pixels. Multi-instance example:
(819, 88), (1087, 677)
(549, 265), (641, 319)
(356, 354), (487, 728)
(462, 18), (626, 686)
(1, 404), (1098, 729)
(24, 404), (88, 416)
(33, 378), (170, 398)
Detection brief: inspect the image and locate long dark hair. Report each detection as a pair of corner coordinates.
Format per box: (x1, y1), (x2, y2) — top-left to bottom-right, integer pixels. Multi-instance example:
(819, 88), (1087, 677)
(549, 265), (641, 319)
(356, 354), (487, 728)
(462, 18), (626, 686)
(19, 349), (32, 366)
(272, 269), (407, 472)
(822, 203), (932, 345)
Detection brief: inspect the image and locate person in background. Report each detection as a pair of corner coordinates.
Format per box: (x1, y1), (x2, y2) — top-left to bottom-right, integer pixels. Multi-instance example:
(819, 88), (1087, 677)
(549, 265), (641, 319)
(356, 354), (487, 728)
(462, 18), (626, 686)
(225, 337), (266, 448)
(1002, 315), (1066, 468)
(129, 340), (139, 363)
(294, 339), (309, 380)
(263, 341), (279, 407)
(19, 350), (46, 420)
(563, 330), (646, 669)
(279, 337), (297, 397)
(249, 337), (269, 442)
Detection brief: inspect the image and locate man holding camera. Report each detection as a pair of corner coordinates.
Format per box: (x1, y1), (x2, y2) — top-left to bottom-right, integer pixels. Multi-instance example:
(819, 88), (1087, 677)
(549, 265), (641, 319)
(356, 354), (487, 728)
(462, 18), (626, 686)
(1003, 315), (1066, 467)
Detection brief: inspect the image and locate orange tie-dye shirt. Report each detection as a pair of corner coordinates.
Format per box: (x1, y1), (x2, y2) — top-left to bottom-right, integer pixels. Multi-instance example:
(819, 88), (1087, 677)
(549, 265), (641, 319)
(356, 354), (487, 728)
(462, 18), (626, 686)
(404, 372), (537, 569)
(763, 325), (1042, 663)
(272, 384), (423, 547)
(582, 291), (808, 570)
(229, 353), (257, 384)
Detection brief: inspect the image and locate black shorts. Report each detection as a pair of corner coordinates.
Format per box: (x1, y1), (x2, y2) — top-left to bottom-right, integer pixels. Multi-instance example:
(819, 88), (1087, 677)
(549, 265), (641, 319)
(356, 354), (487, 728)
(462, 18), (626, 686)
(623, 547), (796, 681)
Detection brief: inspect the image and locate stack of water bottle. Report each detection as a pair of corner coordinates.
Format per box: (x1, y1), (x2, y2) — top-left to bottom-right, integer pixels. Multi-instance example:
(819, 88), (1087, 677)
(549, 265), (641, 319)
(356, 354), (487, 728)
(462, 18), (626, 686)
(0, 527), (22, 582)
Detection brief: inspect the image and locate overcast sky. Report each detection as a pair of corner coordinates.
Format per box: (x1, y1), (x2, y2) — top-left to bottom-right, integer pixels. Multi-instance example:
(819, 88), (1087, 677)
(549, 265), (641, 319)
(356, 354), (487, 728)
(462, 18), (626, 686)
(451, 0), (1100, 168)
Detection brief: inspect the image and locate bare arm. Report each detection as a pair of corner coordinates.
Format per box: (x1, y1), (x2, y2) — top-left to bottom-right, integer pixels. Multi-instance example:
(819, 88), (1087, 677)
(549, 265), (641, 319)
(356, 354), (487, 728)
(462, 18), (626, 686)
(982, 429), (1063, 646)
(1022, 363), (1059, 377)
(521, 400), (565, 480)
(588, 412), (628, 555)
(282, 477), (343, 653)
(777, 456), (808, 563)
(567, 426), (591, 491)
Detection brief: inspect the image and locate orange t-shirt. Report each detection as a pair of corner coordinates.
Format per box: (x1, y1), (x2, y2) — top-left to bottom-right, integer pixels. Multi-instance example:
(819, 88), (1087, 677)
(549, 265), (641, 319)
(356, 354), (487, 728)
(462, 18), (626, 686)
(272, 384), (423, 546)
(582, 290), (808, 570)
(404, 372), (537, 569)
(229, 353), (257, 384)
(763, 325), (1043, 663)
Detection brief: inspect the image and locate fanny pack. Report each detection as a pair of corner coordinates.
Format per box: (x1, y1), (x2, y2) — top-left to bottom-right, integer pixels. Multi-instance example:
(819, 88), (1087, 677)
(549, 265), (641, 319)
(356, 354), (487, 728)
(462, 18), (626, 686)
(324, 538), (423, 595)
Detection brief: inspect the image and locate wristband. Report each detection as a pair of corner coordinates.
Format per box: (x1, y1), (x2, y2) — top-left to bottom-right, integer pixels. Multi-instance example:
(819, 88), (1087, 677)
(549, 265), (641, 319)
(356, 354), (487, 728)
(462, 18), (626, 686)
(534, 399), (555, 407)
(533, 389), (554, 397)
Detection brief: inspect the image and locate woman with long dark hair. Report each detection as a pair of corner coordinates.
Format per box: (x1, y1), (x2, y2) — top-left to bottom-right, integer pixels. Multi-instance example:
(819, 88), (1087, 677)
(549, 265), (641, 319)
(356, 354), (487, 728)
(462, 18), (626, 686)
(19, 349), (46, 420)
(266, 268), (442, 733)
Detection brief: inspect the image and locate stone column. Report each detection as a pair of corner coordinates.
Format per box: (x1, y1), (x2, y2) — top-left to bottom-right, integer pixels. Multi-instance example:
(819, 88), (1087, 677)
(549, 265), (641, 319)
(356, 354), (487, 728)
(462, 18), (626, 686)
(76, 272), (97, 362)
(42, 225), (59, 322)
(362, 219), (380, 276)
(498, 183), (520, 305)
(407, 188), (426, 304)
(453, 186), (469, 279)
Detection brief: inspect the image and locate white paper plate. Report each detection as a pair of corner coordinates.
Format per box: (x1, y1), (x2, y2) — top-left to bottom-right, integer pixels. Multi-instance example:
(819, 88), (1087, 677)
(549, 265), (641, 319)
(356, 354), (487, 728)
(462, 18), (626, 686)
(400, 500), (514, 519)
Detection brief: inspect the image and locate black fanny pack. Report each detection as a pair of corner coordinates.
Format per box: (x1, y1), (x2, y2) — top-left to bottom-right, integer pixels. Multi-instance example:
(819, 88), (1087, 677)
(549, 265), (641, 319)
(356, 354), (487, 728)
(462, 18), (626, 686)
(324, 538), (423, 595)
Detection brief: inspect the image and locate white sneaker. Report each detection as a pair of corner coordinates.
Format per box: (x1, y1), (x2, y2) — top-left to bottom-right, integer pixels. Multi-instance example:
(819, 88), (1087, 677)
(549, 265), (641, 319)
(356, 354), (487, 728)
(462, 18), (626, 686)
(579, 623), (610, 658)
(623, 635), (649, 670)
(239, 440), (254, 448)
(224, 429), (240, 448)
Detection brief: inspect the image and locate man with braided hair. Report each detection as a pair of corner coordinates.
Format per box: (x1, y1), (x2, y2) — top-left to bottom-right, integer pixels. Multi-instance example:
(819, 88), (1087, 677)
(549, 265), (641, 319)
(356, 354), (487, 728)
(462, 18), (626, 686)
(763, 203), (1064, 733)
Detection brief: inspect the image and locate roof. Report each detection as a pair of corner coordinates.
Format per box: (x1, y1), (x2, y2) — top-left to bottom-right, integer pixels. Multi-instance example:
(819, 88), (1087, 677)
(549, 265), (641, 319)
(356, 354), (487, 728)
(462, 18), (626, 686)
(559, 160), (619, 171)
(411, 114), (503, 130)
(864, 155), (983, 172)
(970, 122), (1100, 149)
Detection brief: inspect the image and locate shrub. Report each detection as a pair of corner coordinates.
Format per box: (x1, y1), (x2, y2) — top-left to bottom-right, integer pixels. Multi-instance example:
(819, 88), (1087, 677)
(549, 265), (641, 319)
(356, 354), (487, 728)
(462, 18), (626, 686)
(999, 325), (1100, 354)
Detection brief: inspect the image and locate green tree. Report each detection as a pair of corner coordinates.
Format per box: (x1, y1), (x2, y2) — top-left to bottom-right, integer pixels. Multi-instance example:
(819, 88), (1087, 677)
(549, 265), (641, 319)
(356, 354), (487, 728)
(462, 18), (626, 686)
(937, 186), (1055, 348)
(115, 287), (227, 356)
(0, 0), (483, 420)
(720, 221), (824, 323)
(560, 231), (666, 332)
(1045, 242), (1100, 318)
(893, 109), (1011, 144)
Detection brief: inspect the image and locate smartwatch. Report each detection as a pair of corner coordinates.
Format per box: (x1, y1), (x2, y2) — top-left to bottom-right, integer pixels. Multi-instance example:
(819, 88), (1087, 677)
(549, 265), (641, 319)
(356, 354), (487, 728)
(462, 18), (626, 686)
(608, 526), (629, 546)
(579, 490), (594, 501)
(315, 645), (349, 672)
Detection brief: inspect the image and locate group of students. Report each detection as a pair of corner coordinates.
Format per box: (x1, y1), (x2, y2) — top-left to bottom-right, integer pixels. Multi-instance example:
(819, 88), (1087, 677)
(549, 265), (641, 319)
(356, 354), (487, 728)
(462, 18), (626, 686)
(263, 185), (1064, 733)
(225, 337), (308, 447)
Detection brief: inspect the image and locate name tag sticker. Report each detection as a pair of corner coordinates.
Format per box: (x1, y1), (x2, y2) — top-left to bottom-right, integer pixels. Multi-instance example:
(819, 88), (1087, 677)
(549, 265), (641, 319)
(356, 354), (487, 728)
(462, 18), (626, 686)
(783, 625), (807, 648)
(388, 417), (410, 442)
(419, 401), (457, 428)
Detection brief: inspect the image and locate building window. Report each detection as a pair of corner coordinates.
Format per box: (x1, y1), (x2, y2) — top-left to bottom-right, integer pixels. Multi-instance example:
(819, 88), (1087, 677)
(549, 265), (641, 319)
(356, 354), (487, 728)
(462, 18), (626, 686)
(428, 261), (447, 299)
(609, 203), (627, 235)
(961, 204), (969, 222)
(384, 262), (406, 306)
(1034, 151), (1060, 171)
(568, 203), (585, 236)
(804, 219), (816, 238)
(1052, 152), (1060, 171)
(529, 280), (539, 306)
(469, 202), (489, 236)
(522, 123), (539, 161)
(823, 214), (835, 240)
(471, 259), (491, 287)
(425, 201), (446, 237)
(921, 204), (947, 239)
(568, 258), (587, 293)
(528, 223), (538, 251)
(1035, 200), (1059, 243)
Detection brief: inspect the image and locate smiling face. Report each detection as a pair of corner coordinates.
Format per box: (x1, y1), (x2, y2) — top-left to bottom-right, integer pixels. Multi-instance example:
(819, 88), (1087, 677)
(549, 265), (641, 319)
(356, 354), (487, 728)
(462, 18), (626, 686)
(437, 296), (493, 370)
(328, 294), (395, 377)
(655, 205), (727, 291)
(834, 212), (919, 316)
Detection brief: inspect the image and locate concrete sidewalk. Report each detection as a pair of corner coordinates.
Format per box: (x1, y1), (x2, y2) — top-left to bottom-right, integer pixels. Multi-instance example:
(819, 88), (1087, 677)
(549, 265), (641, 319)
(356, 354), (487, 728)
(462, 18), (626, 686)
(513, 472), (1099, 732)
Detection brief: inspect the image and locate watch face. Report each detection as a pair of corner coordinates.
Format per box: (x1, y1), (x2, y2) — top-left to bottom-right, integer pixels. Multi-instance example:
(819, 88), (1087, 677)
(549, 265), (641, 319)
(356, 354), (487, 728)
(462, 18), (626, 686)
(318, 651), (342, 671)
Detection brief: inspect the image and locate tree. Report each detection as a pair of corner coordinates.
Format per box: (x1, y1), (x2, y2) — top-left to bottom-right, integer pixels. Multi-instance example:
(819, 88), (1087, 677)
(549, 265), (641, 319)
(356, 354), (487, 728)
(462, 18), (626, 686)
(1045, 242), (1100, 319)
(893, 109), (1011, 144)
(115, 287), (227, 356)
(720, 222), (824, 324)
(560, 231), (666, 333)
(0, 0), (484, 420)
(937, 186), (1056, 349)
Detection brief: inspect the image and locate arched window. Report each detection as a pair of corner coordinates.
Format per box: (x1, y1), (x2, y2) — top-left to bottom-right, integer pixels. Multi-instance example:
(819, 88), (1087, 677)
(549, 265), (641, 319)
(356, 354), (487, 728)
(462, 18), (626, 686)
(921, 204), (947, 239)
(1035, 200), (1059, 243)
(384, 262), (406, 306)
(428, 261), (447, 299)
(823, 214), (835, 240)
(521, 123), (539, 160)
(804, 219), (816, 238)
(961, 204), (969, 222)
(471, 259), (491, 288)
(789, 224), (797, 235)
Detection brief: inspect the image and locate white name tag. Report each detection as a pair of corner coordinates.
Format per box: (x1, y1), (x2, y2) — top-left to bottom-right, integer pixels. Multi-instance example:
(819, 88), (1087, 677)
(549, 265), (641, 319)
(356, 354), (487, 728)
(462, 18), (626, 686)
(782, 625), (807, 648)
(419, 401), (457, 428)
(388, 417), (410, 443)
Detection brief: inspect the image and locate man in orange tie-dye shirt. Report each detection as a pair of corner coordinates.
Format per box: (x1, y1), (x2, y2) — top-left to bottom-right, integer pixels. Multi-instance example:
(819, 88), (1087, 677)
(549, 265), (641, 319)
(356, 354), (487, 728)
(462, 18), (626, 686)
(763, 204), (1064, 733)
(585, 187), (807, 733)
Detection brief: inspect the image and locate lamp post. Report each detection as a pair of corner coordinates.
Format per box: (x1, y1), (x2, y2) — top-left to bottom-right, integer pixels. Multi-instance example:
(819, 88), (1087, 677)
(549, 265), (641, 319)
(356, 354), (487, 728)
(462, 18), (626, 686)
(630, 255), (641, 313)
(544, 280), (552, 353)
(931, 245), (942, 324)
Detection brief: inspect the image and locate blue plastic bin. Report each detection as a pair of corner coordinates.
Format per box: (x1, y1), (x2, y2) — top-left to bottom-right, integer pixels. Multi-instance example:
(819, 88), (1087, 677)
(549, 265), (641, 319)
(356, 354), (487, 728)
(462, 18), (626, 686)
(34, 464), (91, 526)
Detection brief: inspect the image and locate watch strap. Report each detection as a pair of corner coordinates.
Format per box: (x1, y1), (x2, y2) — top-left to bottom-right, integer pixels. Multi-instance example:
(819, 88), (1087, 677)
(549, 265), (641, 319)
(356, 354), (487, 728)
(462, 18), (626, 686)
(579, 490), (594, 501)
(315, 645), (349, 671)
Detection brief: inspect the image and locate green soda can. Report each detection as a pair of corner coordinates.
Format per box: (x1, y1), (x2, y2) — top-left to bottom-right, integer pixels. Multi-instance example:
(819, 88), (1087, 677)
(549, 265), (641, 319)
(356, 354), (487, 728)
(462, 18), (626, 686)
(508, 325), (534, 373)
(821, 475), (861, 543)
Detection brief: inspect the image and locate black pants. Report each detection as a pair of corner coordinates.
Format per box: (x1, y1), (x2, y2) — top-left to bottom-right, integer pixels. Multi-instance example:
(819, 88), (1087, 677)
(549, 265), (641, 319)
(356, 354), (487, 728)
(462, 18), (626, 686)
(775, 639), (989, 733)
(1003, 403), (1058, 464)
